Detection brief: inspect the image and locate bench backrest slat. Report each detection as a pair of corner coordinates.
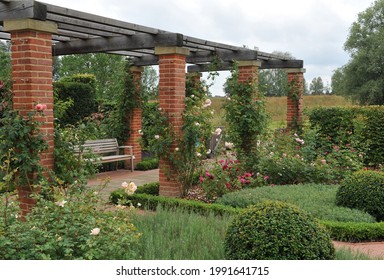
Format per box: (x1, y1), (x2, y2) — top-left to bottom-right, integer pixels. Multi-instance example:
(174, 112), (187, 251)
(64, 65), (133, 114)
(74, 138), (119, 155)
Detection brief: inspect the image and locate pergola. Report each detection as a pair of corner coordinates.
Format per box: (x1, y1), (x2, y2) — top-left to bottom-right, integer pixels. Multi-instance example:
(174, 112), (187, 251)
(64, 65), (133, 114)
(0, 0), (305, 213)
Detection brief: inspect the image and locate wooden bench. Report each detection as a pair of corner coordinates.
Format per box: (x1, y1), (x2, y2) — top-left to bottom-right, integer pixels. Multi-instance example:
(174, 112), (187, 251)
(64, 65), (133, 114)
(74, 138), (134, 172)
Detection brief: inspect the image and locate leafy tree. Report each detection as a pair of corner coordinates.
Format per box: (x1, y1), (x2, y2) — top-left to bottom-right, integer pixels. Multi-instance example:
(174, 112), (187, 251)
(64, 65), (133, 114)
(337, 0), (384, 104)
(54, 53), (126, 102)
(309, 77), (324, 95)
(258, 51), (294, 97)
(141, 66), (158, 100)
(331, 67), (346, 96)
(0, 41), (11, 88)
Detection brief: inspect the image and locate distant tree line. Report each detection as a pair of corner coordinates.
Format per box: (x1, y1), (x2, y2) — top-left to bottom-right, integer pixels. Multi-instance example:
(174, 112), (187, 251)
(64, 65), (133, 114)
(331, 0), (384, 105)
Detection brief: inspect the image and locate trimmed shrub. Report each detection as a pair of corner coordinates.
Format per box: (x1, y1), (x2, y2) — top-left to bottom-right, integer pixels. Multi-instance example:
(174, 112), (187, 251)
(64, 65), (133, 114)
(54, 74), (97, 125)
(136, 158), (159, 171)
(224, 201), (335, 260)
(322, 221), (384, 242)
(110, 182), (160, 204)
(336, 170), (384, 221)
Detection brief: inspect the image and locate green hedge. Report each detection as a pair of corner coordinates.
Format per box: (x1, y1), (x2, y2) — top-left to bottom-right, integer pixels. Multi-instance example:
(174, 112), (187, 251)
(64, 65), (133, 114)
(307, 106), (384, 167)
(110, 182), (159, 202)
(110, 191), (239, 217)
(136, 158), (159, 171)
(322, 221), (384, 242)
(54, 74), (97, 125)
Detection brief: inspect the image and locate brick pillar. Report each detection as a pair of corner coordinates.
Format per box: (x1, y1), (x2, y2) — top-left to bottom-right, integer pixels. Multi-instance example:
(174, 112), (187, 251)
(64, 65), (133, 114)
(125, 66), (143, 167)
(4, 19), (57, 216)
(155, 46), (189, 197)
(238, 60), (261, 98)
(286, 68), (305, 132)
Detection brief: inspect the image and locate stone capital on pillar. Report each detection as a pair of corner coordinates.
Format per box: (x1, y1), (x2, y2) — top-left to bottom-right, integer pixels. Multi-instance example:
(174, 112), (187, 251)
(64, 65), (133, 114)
(4, 18), (58, 33)
(155, 46), (190, 56)
(285, 68), (306, 74)
(238, 60), (262, 68)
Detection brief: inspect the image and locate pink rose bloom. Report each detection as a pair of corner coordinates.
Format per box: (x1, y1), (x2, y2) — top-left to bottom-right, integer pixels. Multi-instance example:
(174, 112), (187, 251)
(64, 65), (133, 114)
(35, 103), (45, 111)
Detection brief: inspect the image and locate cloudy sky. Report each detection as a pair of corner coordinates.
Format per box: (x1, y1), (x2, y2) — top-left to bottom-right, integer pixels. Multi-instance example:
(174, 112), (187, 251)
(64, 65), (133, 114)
(41, 0), (374, 95)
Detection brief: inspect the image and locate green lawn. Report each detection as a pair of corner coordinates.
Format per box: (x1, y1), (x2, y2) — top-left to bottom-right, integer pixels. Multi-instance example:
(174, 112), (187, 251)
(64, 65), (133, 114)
(216, 184), (376, 223)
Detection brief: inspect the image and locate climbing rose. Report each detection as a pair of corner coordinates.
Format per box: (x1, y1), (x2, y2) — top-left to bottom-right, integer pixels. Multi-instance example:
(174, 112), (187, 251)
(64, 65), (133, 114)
(55, 200), (67, 207)
(214, 128), (222, 136)
(202, 99), (212, 109)
(225, 142), (234, 150)
(90, 228), (100, 236)
(35, 103), (47, 111)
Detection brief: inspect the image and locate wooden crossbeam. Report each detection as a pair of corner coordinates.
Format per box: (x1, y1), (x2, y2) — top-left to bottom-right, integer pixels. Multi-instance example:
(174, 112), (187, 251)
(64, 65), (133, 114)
(53, 33), (183, 56)
(0, 0), (47, 21)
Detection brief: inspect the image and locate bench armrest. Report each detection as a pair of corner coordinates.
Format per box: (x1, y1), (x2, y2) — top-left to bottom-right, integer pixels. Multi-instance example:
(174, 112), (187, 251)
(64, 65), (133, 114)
(118, 145), (133, 149)
(118, 146), (133, 155)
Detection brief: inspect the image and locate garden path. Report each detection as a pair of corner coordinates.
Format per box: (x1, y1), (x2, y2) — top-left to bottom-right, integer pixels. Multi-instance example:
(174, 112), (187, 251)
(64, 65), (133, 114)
(333, 241), (384, 259)
(87, 168), (159, 200)
(87, 169), (384, 259)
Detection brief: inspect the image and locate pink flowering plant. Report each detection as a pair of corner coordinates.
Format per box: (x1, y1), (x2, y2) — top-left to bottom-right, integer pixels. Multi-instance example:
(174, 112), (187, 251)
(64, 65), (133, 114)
(199, 158), (267, 201)
(0, 98), (49, 189)
(257, 129), (363, 185)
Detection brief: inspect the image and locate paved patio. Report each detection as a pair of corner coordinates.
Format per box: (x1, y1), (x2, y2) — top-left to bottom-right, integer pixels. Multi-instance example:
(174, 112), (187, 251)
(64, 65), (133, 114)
(87, 168), (159, 200)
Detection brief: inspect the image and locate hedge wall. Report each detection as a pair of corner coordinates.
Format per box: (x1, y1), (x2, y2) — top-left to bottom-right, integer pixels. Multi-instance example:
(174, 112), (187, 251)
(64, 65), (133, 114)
(54, 74), (98, 125)
(307, 106), (384, 167)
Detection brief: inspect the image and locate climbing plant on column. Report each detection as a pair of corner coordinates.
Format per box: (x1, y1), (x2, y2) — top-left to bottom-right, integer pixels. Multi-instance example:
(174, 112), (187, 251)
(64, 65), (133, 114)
(223, 64), (269, 170)
(142, 76), (214, 196)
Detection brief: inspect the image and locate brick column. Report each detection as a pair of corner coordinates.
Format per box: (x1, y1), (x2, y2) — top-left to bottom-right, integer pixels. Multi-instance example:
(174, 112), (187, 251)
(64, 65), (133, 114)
(286, 68), (305, 132)
(238, 60), (261, 98)
(155, 46), (189, 197)
(4, 19), (57, 216)
(125, 66), (143, 167)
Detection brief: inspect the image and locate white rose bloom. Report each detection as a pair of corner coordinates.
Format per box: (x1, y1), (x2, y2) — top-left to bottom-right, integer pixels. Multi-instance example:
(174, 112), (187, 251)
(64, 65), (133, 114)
(55, 200), (67, 207)
(90, 228), (100, 236)
(214, 128), (222, 136)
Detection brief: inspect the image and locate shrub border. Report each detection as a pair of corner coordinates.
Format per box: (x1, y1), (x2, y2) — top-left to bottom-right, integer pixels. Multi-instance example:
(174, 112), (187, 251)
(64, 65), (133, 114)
(109, 185), (384, 242)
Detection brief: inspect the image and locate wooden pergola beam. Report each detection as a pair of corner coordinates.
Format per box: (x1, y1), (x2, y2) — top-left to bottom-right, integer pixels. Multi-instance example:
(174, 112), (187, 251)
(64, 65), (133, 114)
(0, 0), (46, 21)
(0, 0), (304, 71)
(53, 33), (184, 56)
